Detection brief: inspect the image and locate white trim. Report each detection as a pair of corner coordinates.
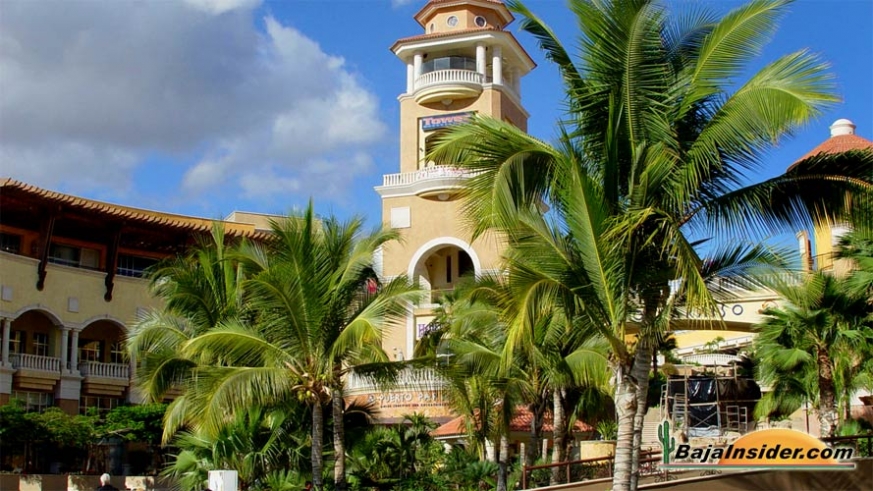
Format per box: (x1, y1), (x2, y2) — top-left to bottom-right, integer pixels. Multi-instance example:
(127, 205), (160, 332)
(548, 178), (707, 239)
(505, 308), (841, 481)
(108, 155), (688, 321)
(406, 237), (483, 355)
(406, 310), (415, 362)
(80, 314), (128, 332)
(393, 32), (535, 73)
(406, 237), (482, 280)
(9, 305), (66, 327)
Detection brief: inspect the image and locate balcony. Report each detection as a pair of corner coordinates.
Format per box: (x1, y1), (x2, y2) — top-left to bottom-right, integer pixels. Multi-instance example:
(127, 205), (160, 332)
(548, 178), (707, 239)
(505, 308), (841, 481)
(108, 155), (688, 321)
(79, 361), (130, 397)
(78, 361), (129, 380)
(414, 69), (485, 104)
(376, 166), (477, 198)
(10, 353), (61, 373)
(345, 367), (448, 396)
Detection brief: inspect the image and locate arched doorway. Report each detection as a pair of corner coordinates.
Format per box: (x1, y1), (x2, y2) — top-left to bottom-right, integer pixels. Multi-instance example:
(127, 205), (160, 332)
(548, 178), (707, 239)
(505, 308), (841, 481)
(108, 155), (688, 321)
(408, 238), (480, 306)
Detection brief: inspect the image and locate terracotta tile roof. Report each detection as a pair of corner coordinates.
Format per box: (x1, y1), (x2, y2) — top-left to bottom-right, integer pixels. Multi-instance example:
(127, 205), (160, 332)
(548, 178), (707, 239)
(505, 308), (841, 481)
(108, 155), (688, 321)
(432, 407), (593, 438)
(392, 26), (500, 48)
(795, 134), (873, 163)
(0, 177), (272, 240)
(788, 133), (873, 171)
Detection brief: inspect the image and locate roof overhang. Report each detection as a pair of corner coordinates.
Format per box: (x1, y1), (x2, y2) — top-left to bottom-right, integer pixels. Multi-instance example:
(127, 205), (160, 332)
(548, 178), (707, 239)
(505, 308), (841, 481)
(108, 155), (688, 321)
(391, 30), (536, 74)
(414, 0), (514, 28)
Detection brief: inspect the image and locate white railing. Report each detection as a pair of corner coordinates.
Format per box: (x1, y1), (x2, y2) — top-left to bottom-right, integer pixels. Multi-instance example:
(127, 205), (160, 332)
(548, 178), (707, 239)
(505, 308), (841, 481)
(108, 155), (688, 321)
(680, 353), (740, 366)
(10, 353), (61, 372)
(78, 361), (130, 379)
(415, 69), (484, 91)
(345, 367), (448, 394)
(382, 166), (474, 187)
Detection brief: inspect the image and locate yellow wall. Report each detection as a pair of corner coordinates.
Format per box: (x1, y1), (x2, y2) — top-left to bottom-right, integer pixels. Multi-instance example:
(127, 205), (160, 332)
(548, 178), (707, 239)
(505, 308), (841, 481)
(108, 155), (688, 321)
(0, 252), (158, 328)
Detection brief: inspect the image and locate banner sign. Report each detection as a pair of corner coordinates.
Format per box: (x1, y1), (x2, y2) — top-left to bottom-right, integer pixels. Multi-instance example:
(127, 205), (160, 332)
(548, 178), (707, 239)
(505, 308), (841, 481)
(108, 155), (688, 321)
(420, 112), (475, 131)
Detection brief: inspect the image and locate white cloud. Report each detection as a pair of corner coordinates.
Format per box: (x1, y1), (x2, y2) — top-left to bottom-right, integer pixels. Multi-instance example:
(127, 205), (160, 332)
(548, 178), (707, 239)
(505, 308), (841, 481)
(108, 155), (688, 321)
(0, 1), (387, 204)
(392, 0), (416, 7)
(183, 0), (262, 15)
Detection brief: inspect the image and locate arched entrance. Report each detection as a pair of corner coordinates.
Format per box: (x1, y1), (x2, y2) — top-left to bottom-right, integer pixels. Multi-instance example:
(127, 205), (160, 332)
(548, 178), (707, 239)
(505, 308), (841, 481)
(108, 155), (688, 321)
(408, 238), (480, 305)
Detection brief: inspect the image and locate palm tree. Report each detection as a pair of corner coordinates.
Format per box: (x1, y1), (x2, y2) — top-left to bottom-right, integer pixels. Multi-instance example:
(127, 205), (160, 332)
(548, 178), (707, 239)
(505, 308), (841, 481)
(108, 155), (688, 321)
(128, 223), (248, 441)
(754, 272), (873, 438)
(168, 205), (417, 491)
(431, 1), (873, 488)
(162, 405), (310, 491)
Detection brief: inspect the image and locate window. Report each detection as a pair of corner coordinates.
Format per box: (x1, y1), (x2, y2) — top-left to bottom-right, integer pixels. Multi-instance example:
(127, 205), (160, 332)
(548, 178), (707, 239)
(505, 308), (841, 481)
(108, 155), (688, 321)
(12, 391), (54, 412)
(475, 16), (487, 27)
(80, 340), (102, 362)
(32, 332), (49, 357)
(117, 254), (159, 278)
(49, 244), (100, 269)
(80, 395), (121, 415)
(0, 233), (21, 254)
(446, 255), (452, 283)
(9, 330), (23, 354)
(447, 15), (458, 27)
(110, 341), (126, 364)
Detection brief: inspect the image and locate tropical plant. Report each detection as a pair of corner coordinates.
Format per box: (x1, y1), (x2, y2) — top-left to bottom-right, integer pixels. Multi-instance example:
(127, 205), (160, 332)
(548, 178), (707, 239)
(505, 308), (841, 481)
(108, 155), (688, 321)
(127, 223), (247, 443)
(160, 204), (418, 491)
(431, 1), (873, 489)
(754, 272), (873, 437)
(162, 406), (310, 491)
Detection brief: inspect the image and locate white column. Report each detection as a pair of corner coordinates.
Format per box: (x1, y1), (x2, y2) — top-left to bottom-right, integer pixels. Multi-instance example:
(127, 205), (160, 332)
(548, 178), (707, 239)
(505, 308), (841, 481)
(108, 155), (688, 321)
(406, 62), (414, 93)
(476, 43), (486, 75)
(70, 329), (79, 372)
(1, 318), (10, 366)
(413, 52), (423, 79)
(60, 328), (70, 372)
(492, 45), (503, 85)
(512, 67), (520, 94)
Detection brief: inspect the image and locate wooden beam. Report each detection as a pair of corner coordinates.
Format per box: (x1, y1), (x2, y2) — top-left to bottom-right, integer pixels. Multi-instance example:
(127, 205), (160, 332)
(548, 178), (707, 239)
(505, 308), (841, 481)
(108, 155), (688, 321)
(35, 213), (57, 291)
(103, 225), (123, 301)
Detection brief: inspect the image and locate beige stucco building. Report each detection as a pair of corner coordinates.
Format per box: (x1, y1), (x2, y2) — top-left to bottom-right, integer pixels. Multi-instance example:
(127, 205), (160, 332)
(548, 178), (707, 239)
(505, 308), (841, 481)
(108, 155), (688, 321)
(0, 178), (272, 415)
(344, 0), (535, 423)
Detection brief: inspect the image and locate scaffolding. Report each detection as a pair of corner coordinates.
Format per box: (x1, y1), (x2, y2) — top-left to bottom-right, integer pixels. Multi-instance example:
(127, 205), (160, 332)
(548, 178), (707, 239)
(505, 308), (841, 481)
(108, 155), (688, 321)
(661, 372), (760, 437)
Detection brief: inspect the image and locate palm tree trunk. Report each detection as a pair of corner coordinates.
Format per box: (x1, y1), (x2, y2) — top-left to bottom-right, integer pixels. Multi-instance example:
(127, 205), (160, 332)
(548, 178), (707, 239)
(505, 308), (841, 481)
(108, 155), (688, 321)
(497, 434), (509, 491)
(631, 343), (653, 491)
(527, 399), (545, 467)
(612, 361), (637, 491)
(332, 386), (347, 491)
(550, 388), (566, 485)
(312, 401), (324, 490)
(816, 349), (838, 439)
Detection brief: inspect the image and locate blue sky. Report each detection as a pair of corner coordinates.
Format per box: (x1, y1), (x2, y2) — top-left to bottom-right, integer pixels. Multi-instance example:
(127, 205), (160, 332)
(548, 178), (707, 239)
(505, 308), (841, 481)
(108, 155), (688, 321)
(1, 0), (871, 227)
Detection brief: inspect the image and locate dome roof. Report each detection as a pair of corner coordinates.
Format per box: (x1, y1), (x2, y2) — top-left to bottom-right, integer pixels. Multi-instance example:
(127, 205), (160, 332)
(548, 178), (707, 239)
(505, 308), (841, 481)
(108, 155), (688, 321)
(789, 118), (873, 170)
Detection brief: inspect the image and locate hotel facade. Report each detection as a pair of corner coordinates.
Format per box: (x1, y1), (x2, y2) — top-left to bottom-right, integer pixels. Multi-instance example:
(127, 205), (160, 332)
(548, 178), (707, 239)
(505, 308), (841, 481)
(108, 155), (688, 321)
(1, 0), (871, 431)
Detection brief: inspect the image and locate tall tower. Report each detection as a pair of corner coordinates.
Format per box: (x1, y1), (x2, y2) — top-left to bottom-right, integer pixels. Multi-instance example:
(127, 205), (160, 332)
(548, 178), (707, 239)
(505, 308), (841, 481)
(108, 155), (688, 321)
(357, 0), (535, 422)
(793, 119), (873, 276)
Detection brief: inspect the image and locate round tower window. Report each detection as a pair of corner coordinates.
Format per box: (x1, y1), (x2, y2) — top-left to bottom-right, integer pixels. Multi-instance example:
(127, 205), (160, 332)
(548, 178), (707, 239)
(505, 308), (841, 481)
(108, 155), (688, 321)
(447, 15), (458, 27)
(475, 16), (487, 27)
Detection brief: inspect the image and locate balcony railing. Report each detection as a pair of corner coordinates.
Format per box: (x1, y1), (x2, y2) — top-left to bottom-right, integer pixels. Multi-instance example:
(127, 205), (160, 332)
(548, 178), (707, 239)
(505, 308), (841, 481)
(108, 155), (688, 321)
(679, 353), (740, 366)
(382, 166), (474, 187)
(414, 69), (485, 92)
(78, 361), (130, 379)
(10, 353), (61, 372)
(345, 367), (448, 395)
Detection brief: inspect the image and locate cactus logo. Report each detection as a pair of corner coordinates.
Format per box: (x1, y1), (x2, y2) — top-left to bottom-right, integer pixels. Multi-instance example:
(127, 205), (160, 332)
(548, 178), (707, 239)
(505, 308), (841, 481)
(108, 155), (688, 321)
(657, 420), (676, 465)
